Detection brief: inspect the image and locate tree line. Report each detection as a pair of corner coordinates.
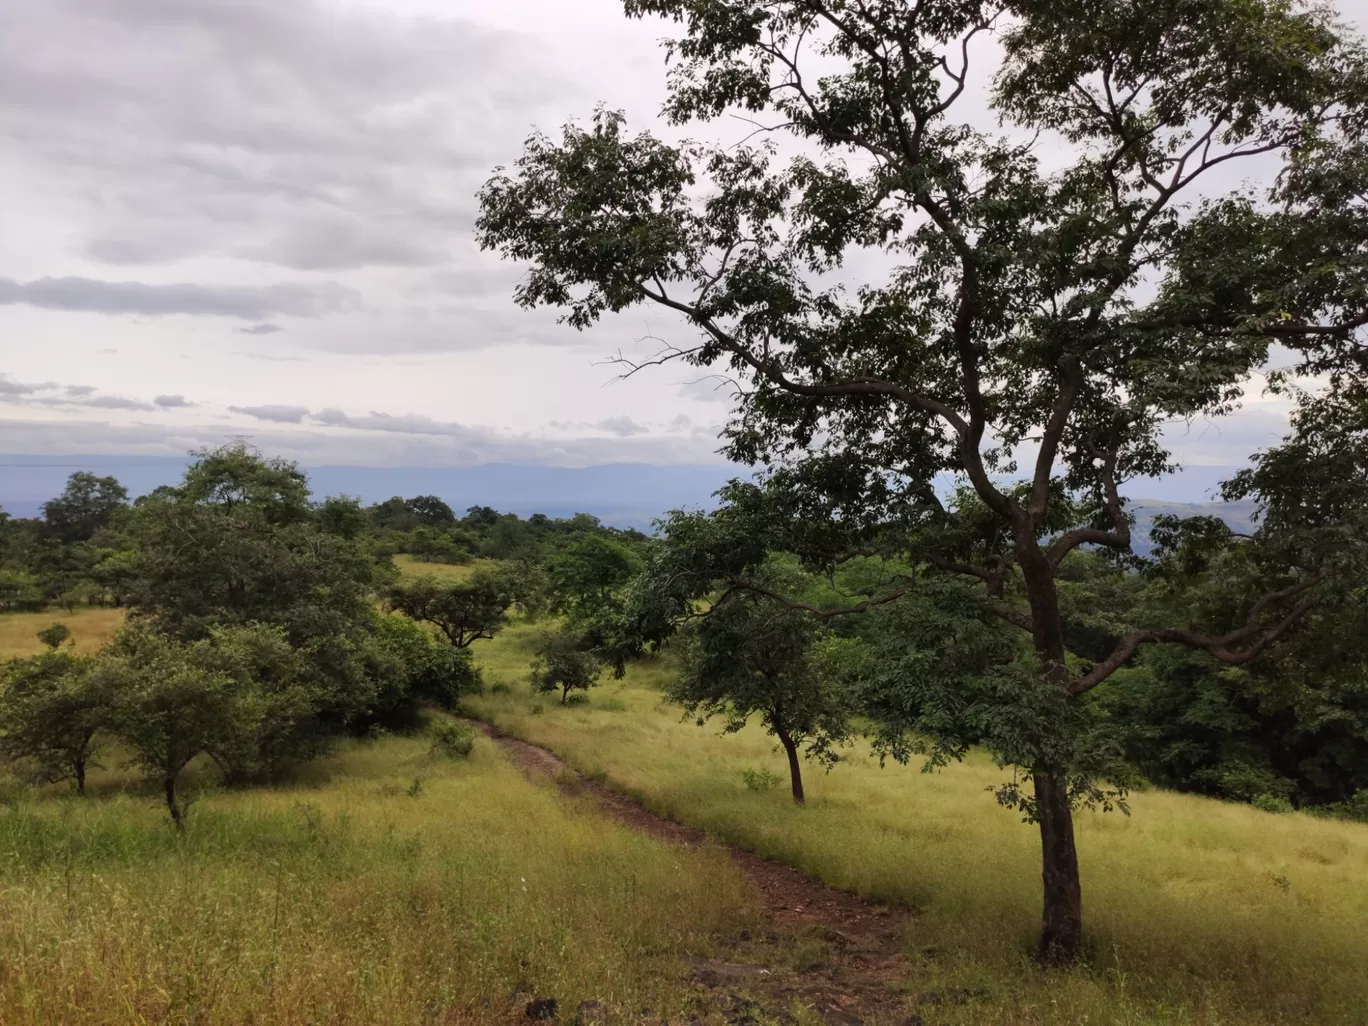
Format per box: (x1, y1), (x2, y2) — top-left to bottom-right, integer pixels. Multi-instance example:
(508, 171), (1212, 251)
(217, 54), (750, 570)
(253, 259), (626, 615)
(0, 444), (651, 823)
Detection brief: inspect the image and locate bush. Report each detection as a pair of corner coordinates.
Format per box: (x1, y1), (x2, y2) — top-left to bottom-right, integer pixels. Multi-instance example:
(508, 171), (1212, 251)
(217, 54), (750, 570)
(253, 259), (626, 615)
(740, 767), (781, 792)
(1252, 793), (1294, 814)
(430, 722), (476, 759)
(36, 624), (71, 650)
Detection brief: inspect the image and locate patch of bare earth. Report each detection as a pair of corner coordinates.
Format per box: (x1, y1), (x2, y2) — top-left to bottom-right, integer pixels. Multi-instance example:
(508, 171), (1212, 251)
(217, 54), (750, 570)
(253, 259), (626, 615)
(471, 722), (924, 1026)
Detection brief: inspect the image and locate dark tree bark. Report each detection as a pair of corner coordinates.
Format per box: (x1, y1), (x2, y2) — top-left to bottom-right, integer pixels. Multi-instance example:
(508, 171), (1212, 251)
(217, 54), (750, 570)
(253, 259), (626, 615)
(164, 775), (184, 830)
(74, 758), (86, 796)
(1034, 770), (1083, 963)
(773, 722), (805, 805)
(1017, 527), (1085, 960)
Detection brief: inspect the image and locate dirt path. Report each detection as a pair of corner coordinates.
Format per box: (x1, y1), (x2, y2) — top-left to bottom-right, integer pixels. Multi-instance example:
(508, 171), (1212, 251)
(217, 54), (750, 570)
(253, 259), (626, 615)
(472, 721), (923, 1026)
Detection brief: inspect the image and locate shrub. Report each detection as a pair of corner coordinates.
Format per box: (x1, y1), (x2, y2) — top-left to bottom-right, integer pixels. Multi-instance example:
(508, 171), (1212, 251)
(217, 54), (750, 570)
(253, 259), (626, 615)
(36, 624), (71, 650)
(430, 722), (476, 760)
(740, 767), (781, 792)
(1252, 793), (1294, 814)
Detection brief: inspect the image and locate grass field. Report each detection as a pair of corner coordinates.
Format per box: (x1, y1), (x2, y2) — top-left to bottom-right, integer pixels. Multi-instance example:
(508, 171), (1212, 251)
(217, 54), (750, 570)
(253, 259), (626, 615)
(464, 621), (1368, 1026)
(0, 728), (757, 1026)
(0, 607), (124, 658)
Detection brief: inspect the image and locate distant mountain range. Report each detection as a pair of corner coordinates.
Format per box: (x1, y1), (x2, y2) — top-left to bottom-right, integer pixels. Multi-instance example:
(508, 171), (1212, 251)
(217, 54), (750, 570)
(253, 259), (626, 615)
(0, 454), (1255, 541)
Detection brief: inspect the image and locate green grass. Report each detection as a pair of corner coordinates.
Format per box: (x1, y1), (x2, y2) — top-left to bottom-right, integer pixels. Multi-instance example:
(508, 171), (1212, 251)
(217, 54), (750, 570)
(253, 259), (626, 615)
(0, 607), (125, 659)
(0, 728), (757, 1025)
(464, 621), (1368, 1026)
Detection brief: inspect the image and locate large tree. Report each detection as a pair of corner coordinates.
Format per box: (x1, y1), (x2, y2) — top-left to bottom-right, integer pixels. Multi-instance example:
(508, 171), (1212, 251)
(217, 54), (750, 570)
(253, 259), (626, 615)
(478, 0), (1368, 959)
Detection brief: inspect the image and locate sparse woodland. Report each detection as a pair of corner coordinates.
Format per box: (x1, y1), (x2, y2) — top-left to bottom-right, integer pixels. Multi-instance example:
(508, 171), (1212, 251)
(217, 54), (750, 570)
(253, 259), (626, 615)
(1, 0), (1368, 1022)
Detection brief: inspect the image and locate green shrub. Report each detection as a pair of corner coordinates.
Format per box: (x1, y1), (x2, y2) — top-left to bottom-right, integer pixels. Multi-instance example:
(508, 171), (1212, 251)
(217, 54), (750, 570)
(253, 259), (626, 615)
(1252, 793), (1294, 814)
(429, 723), (476, 759)
(740, 767), (781, 792)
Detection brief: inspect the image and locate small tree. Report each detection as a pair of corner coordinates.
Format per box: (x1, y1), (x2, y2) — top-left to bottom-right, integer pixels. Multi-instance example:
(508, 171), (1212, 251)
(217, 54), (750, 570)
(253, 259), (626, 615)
(36, 623), (70, 650)
(529, 633), (602, 704)
(0, 650), (108, 793)
(384, 572), (514, 648)
(103, 628), (261, 827)
(671, 586), (853, 804)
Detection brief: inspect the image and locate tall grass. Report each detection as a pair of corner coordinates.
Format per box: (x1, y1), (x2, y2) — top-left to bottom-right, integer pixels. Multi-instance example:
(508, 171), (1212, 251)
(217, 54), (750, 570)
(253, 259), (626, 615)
(0, 731), (757, 1025)
(465, 622), (1368, 1026)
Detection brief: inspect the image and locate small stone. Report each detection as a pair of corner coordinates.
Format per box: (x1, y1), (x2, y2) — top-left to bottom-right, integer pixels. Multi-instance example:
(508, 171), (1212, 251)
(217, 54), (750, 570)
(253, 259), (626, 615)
(575, 1000), (606, 1026)
(526, 997), (559, 1020)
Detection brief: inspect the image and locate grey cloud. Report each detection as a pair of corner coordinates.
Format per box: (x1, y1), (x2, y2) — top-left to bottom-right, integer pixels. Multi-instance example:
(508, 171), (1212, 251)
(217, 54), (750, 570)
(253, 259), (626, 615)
(240, 216), (446, 272)
(236, 351), (307, 362)
(0, 276), (360, 321)
(597, 415), (649, 437)
(154, 394), (192, 408)
(1, 0), (570, 272)
(229, 404), (311, 424)
(237, 324), (283, 336)
(312, 409), (478, 438)
(66, 385), (95, 397)
(0, 415), (729, 470)
(83, 394), (155, 411)
(0, 373), (50, 396)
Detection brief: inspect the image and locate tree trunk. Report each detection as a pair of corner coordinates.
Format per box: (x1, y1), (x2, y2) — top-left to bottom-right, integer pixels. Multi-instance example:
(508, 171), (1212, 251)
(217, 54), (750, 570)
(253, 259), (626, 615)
(164, 775), (184, 830)
(774, 725), (805, 805)
(1035, 769), (1082, 963)
(74, 758), (86, 795)
(1015, 522), (1085, 961)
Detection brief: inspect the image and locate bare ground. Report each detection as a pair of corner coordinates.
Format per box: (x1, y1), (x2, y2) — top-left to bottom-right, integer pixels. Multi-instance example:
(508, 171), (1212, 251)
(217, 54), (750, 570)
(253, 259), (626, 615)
(471, 721), (927, 1026)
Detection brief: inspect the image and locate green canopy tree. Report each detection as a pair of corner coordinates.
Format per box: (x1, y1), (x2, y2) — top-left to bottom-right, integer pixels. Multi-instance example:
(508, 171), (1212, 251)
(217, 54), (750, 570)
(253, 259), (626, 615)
(383, 571), (515, 648)
(478, 0), (1368, 959)
(0, 649), (108, 793)
(42, 472), (129, 545)
(529, 632), (603, 704)
(671, 581), (854, 804)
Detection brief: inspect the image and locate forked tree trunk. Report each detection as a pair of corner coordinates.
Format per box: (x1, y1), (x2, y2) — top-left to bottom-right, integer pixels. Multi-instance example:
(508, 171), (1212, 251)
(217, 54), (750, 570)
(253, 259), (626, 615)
(1034, 769), (1082, 963)
(773, 724), (805, 805)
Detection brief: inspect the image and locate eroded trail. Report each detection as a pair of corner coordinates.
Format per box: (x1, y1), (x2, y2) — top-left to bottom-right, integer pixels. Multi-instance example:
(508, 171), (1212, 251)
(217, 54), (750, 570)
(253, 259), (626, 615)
(471, 721), (923, 1026)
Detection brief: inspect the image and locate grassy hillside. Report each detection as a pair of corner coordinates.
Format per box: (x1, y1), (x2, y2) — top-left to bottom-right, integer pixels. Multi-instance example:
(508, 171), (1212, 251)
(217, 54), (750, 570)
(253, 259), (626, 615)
(0, 728), (756, 1025)
(464, 620), (1368, 1026)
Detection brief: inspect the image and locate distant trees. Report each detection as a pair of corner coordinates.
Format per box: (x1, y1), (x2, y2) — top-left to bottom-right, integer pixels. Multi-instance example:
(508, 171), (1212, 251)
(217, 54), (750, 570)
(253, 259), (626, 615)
(42, 472), (128, 544)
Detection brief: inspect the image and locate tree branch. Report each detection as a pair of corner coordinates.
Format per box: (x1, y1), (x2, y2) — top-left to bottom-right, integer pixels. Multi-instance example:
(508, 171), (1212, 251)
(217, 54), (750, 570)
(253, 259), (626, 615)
(1070, 576), (1322, 694)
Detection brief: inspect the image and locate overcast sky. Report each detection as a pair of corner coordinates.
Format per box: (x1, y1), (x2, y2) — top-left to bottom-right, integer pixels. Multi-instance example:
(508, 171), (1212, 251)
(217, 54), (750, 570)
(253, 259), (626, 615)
(1, 0), (1362, 471)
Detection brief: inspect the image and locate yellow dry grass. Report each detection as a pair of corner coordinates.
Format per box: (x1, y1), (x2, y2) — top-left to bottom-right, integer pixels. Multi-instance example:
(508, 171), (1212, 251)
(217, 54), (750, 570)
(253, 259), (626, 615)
(0, 607), (125, 659)
(0, 729), (757, 1025)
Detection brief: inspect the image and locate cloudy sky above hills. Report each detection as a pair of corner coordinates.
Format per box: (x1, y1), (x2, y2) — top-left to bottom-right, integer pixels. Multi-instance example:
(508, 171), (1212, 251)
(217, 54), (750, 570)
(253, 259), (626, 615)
(1, 0), (1359, 473)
